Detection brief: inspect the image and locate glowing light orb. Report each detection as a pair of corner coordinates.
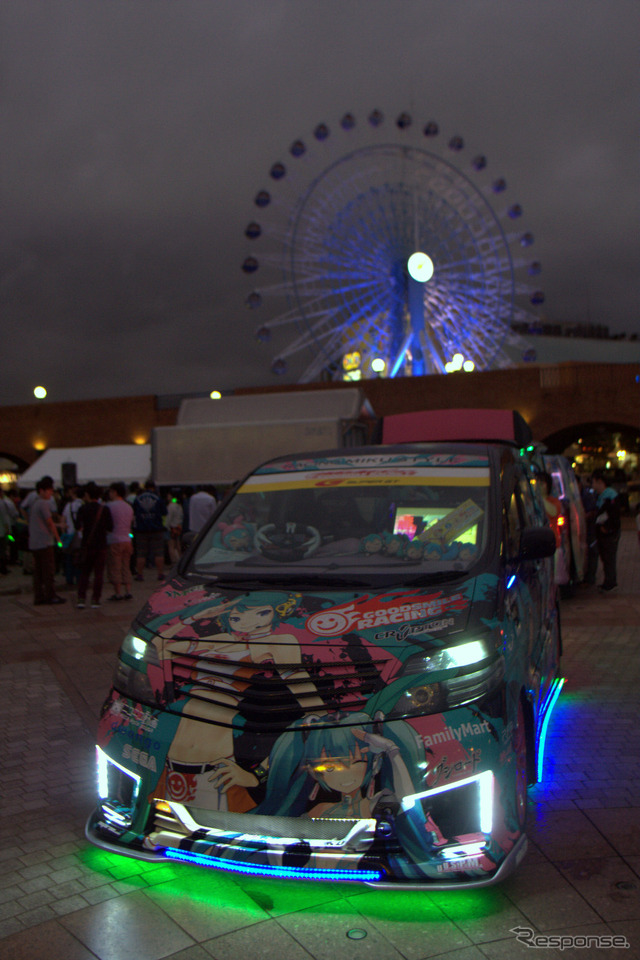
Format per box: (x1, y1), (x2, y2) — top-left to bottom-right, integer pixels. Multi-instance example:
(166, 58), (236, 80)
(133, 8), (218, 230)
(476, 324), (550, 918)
(371, 358), (386, 373)
(342, 351), (361, 371)
(209, 390), (222, 399)
(407, 252), (434, 283)
(33, 386), (47, 399)
(445, 353), (465, 373)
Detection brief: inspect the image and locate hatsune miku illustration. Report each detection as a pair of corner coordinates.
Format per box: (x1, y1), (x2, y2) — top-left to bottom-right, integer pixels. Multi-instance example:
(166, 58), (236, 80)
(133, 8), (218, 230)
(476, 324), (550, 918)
(146, 591), (326, 812)
(256, 711), (447, 875)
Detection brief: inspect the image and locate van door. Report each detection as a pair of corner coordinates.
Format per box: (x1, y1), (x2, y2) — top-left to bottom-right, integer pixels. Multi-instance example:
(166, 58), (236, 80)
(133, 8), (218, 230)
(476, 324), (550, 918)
(502, 460), (549, 676)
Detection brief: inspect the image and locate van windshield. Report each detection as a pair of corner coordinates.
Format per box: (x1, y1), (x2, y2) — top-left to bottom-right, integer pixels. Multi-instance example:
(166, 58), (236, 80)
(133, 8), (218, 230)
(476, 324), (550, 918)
(189, 454), (491, 583)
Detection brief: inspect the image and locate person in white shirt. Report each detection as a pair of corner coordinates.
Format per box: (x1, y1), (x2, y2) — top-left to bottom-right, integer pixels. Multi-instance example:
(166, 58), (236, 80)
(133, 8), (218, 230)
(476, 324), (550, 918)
(188, 486), (218, 533)
(106, 482), (135, 600)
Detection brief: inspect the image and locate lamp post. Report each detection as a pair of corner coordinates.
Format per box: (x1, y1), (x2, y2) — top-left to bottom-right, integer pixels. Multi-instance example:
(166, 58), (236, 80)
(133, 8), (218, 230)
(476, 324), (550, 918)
(32, 386), (48, 451)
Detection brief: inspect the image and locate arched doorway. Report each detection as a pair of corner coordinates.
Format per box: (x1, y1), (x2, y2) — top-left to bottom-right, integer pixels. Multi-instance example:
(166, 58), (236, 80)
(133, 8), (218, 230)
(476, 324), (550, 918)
(542, 422), (639, 512)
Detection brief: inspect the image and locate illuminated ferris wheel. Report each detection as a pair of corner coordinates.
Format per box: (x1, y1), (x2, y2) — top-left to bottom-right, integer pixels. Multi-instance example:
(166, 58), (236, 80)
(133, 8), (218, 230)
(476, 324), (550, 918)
(241, 110), (543, 382)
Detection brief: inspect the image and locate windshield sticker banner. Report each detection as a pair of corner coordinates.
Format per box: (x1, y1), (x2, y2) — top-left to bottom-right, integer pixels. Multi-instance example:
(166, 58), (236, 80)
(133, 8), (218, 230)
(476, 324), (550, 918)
(256, 453), (490, 473)
(306, 590), (470, 636)
(241, 467), (490, 494)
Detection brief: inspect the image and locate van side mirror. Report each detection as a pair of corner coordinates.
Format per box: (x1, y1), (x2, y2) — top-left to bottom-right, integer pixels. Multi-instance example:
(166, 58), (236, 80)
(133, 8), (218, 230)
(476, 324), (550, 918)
(519, 526), (556, 561)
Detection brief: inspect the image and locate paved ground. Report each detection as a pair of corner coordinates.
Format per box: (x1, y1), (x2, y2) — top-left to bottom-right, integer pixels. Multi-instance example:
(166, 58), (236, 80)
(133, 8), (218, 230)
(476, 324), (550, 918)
(1, 527), (639, 960)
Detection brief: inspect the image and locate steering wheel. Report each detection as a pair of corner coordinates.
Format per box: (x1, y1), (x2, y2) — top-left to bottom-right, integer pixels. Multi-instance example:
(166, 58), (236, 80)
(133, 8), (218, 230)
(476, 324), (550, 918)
(254, 522), (321, 562)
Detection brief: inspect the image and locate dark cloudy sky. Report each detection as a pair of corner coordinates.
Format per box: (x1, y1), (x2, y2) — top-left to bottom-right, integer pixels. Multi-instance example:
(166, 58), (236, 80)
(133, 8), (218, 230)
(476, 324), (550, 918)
(1, 0), (638, 405)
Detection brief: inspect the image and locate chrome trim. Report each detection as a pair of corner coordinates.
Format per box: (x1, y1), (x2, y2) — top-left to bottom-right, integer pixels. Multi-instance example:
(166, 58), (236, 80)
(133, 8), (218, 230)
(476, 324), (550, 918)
(366, 834), (528, 890)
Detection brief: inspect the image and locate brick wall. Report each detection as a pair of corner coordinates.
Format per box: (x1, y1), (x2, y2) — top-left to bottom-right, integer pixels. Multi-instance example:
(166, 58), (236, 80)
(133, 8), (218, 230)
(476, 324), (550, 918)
(1, 362), (638, 470)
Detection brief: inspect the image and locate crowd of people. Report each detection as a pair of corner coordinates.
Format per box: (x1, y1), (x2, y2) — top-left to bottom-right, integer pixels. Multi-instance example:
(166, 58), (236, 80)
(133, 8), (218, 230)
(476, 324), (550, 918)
(0, 479), (218, 608)
(540, 468), (632, 595)
(0, 468), (637, 607)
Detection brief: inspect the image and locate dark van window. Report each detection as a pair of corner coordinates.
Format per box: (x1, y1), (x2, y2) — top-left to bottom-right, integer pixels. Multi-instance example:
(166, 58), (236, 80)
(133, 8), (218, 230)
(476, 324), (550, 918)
(517, 472), (540, 527)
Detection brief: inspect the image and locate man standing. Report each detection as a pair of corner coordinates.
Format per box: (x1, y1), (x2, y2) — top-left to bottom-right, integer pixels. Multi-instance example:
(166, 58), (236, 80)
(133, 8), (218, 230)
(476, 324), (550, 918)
(28, 477), (66, 605)
(592, 469), (621, 593)
(76, 483), (113, 609)
(106, 482), (134, 600)
(21, 475), (55, 576)
(133, 480), (167, 582)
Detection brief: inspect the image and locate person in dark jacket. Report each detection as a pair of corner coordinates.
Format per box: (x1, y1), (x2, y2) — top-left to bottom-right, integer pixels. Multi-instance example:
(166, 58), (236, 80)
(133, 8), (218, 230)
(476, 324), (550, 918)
(133, 480), (167, 582)
(591, 469), (621, 593)
(76, 482), (113, 608)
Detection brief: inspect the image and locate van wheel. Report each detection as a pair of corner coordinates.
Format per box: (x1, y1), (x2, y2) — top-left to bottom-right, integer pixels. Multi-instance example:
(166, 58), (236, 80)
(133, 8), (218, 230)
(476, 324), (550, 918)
(513, 698), (528, 832)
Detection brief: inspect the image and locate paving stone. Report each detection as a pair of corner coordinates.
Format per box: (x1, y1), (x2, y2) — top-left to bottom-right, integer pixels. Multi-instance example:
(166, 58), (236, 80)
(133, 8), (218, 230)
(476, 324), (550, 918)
(50, 894), (92, 916)
(0, 886), (25, 906)
(16, 889), (57, 912)
(167, 945), (224, 960)
(0, 917), (96, 958)
(17, 850), (53, 867)
(0, 871), (24, 890)
(17, 863), (52, 881)
(60, 891), (196, 960)
(50, 879), (87, 900)
(201, 919), (316, 960)
(13, 904), (58, 929)
(48, 866), (85, 885)
(0, 900), (23, 922)
(18, 877), (53, 896)
(0, 847), (25, 864)
(81, 883), (123, 905)
(0, 916), (26, 939)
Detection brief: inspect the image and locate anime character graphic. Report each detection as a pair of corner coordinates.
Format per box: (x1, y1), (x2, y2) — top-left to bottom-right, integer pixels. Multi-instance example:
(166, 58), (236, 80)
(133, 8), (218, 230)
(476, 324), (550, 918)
(153, 592), (326, 812)
(359, 532), (414, 559)
(382, 533), (410, 557)
(217, 516), (254, 552)
(257, 711), (447, 875)
(405, 539), (424, 561)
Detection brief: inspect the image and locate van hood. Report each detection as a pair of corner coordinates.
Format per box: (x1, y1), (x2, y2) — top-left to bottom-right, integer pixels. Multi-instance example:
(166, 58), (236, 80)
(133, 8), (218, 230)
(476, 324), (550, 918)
(135, 572), (499, 663)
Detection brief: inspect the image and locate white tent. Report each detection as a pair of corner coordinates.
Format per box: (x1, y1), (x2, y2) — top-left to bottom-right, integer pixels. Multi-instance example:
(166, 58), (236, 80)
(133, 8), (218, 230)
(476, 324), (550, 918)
(19, 445), (151, 488)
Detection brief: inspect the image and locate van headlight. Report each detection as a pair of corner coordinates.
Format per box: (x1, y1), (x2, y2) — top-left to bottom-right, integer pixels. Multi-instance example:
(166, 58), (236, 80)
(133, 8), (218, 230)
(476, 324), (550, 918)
(112, 632), (160, 706)
(391, 639), (505, 717)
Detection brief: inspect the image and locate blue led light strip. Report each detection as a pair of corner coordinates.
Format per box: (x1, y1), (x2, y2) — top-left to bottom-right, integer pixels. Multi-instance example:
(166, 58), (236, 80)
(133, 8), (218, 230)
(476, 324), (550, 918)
(161, 847), (382, 882)
(536, 677), (565, 781)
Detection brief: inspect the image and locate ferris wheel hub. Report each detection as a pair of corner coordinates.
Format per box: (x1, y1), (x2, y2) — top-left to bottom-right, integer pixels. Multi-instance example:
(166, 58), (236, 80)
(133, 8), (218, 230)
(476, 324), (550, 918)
(407, 252), (434, 283)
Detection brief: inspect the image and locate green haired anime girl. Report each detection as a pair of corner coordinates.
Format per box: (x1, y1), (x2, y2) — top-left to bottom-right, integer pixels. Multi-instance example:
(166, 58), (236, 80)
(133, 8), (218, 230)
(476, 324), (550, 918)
(148, 591), (325, 811)
(257, 711), (447, 873)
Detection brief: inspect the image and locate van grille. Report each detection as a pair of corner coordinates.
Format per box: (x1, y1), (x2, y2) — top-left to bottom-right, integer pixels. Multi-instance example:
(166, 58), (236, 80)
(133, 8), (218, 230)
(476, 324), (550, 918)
(168, 646), (388, 725)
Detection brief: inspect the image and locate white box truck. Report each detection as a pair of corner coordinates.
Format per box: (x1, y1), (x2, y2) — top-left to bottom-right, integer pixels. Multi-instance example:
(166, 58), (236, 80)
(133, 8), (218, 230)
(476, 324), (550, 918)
(151, 388), (373, 486)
